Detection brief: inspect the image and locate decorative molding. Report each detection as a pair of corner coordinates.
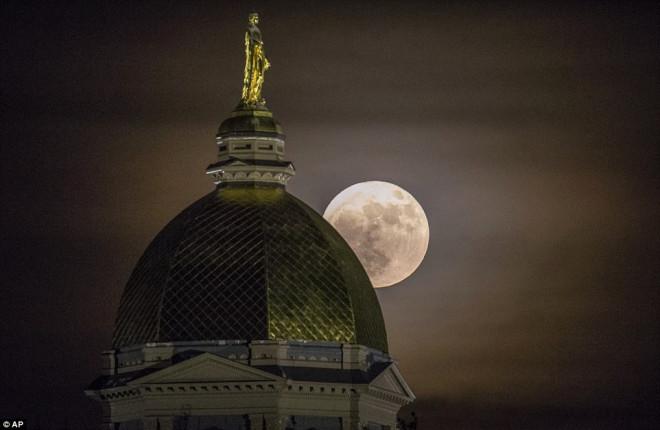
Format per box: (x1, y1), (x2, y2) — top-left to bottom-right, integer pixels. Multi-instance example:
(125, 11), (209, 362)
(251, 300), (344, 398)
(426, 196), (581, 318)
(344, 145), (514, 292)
(208, 167), (295, 186)
(368, 363), (415, 405)
(129, 352), (284, 385)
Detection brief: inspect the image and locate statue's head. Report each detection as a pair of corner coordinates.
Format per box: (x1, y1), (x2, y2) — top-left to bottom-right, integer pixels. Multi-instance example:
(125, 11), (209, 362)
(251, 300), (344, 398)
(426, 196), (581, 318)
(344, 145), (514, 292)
(248, 13), (259, 25)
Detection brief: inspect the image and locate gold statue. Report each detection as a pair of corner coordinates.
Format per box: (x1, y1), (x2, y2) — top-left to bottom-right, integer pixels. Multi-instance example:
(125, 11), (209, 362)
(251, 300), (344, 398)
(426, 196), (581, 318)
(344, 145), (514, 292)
(241, 13), (270, 106)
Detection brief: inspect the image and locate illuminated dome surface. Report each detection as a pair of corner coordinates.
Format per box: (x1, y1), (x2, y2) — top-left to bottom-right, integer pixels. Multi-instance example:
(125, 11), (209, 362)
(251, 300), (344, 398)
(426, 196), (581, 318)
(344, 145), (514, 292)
(112, 184), (388, 352)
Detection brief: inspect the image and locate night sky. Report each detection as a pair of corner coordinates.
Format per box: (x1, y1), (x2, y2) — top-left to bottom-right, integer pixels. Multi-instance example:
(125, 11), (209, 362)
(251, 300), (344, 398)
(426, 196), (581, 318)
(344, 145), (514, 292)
(2, 1), (659, 428)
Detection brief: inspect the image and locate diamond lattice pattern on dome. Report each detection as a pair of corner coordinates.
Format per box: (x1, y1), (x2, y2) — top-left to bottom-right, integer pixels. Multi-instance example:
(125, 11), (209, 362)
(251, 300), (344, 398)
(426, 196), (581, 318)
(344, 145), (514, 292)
(112, 186), (387, 352)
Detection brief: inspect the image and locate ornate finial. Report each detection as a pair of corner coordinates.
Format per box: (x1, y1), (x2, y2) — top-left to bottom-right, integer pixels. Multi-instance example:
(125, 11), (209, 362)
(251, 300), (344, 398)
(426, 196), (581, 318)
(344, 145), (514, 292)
(241, 13), (270, 107)
(207, 12), (293, 187)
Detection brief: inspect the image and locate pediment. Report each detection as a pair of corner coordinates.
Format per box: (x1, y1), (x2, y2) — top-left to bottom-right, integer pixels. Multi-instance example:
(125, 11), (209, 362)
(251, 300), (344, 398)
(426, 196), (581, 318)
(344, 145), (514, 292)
(130, 352), (281, 385)
(369, 363), (415, 401)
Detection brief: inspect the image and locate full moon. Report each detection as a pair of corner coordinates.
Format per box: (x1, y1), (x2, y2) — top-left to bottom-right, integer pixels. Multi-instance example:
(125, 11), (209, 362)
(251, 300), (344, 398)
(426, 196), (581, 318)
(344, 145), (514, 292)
(324, 181), (429, 288)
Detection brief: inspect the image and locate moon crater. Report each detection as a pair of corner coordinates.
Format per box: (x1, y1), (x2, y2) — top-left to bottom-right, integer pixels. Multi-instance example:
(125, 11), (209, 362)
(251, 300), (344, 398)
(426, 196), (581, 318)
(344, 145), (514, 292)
(324, 181), (429, 288)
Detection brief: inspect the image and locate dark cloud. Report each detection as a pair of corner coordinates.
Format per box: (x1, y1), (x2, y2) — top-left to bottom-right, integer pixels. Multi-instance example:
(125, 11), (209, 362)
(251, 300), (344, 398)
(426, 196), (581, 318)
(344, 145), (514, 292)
(1, 0), (659, 428)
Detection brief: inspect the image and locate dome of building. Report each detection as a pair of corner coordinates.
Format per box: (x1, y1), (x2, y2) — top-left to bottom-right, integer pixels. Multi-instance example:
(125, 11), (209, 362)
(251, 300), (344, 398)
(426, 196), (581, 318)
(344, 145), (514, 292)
(89, 17), (413, 430)
(217, 105), (283, 138)
(112, 184), (388, 352)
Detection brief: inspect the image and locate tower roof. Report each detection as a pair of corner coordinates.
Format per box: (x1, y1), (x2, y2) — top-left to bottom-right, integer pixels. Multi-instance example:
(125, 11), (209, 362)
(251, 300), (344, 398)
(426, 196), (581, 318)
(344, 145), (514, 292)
(217, 105), (283, 139)
(112, 185), (388, 352)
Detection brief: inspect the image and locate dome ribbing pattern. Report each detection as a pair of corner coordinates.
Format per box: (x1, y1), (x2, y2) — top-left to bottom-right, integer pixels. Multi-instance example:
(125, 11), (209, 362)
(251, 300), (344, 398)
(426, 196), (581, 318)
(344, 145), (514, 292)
(112, 185), (388, 352)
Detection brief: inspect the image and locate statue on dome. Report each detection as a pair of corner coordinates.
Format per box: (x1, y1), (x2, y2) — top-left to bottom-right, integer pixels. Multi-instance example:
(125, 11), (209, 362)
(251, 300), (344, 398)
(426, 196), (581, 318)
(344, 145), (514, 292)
(241, 13), (270, 106)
